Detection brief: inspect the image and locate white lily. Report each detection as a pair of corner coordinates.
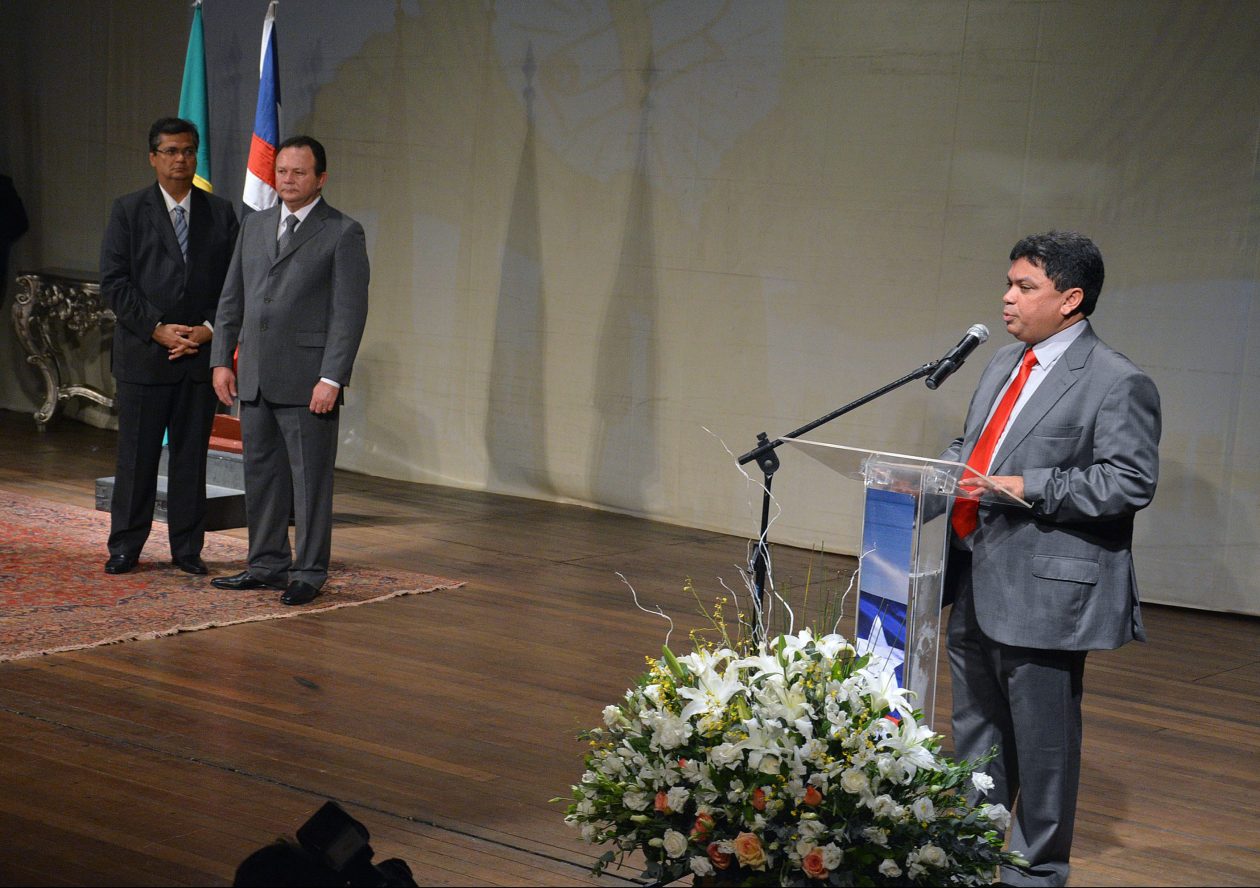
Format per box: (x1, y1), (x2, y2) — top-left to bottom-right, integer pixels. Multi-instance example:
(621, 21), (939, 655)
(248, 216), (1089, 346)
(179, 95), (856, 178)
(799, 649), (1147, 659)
(858, 655), (914, 717)
(752, 675), (813, 725)
(735, 650), (786, 684)
(873, 711), (942, 776)
(675, 654), (746, 722)
(735, 716), (789, 773)
(677, 645), (737, 675)
(815, 632), (857, 661)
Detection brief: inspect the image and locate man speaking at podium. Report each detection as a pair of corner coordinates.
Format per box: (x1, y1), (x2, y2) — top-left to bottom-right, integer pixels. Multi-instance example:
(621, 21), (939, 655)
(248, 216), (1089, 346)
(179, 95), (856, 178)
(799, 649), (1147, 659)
(941, 231), (1161, 887)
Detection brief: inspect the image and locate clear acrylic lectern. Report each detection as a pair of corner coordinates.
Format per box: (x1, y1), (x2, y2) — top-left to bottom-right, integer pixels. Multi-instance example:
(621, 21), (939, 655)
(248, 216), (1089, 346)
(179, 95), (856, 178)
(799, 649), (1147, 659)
(783, 439), (1030, 728)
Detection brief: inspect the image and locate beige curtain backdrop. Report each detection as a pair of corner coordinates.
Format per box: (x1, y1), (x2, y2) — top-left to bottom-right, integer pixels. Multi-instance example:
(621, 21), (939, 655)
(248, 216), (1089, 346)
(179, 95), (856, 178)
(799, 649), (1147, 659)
(2, 1), (1256, 615)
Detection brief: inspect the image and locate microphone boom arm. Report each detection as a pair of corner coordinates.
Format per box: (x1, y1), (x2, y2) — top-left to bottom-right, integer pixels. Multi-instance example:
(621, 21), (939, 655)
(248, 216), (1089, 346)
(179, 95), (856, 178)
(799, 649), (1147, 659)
(737, 361), (938, 467)
(738, 359), (939, 642)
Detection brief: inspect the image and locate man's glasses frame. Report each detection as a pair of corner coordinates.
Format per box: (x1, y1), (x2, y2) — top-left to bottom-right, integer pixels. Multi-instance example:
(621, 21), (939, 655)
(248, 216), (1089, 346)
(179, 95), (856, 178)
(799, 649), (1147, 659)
(153, 147), (197, 158)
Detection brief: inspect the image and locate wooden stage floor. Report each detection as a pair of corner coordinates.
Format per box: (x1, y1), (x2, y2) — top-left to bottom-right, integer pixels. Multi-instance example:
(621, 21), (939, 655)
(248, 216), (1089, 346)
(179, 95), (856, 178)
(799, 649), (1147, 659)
(0, 410), (1257, 886)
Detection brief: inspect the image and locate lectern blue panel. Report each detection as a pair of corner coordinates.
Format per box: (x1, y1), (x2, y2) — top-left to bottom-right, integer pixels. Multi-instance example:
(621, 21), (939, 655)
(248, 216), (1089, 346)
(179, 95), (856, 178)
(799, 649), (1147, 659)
(856, 488), (914, 689)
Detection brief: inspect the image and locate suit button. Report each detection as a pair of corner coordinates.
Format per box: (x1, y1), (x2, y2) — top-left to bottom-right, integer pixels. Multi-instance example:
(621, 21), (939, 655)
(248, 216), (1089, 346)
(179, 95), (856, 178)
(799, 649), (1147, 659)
(260, 322), (268, 331)
(263, 297), (272, 303)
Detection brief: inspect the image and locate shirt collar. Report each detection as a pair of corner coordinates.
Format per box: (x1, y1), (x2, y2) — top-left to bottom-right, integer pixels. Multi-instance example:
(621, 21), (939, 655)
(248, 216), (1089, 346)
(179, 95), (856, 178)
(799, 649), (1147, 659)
(158, 184), (192, 214)
(282, 196), (321, 226)
(1030, 318), (1088, 371)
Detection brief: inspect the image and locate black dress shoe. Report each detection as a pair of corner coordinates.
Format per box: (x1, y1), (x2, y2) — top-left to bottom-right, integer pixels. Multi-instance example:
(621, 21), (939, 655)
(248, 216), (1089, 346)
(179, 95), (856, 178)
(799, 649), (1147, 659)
(171, 554), (208, 575)
(281, 580), (321, 606)
(211, 570), (281, 590)
(104, 553), (138, 574)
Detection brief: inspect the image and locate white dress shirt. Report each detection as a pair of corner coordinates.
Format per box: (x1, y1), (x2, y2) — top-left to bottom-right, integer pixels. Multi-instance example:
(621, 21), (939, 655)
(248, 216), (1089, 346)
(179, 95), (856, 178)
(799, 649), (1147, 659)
(156, 186), (213, 331)
(986, 319), (1088, 456)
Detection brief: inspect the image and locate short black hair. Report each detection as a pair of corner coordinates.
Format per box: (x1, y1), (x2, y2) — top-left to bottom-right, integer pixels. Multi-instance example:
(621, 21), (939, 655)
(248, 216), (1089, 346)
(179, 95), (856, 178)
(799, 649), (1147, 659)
(1009, 230), (1104, 317)
(277, 135), (327, 176)
(148, 117), (199, 153)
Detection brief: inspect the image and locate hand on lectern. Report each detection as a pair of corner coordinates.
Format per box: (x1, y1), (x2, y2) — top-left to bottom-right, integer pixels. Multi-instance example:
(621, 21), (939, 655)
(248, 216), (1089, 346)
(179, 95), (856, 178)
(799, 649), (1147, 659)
(987, 475), (1025, 501)
(959, 474), (1024, 502)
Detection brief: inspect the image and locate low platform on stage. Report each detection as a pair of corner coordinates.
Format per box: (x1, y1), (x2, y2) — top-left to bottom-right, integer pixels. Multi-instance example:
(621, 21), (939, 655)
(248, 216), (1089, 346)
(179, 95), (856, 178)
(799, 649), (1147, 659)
(95, 446), (247, 530)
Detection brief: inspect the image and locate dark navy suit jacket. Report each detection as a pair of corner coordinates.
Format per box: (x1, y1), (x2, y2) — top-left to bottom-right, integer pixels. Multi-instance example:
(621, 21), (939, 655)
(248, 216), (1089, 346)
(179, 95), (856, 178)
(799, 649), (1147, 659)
(100, 183), (239, 384)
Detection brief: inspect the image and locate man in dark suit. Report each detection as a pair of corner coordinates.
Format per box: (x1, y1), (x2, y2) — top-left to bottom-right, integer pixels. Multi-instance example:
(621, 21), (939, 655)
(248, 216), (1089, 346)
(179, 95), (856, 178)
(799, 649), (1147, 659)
(210, 135), (369, 606)
(941, 231), (1161, 886)
(100, 117), (240, 575)
(0, 173), (29, 297)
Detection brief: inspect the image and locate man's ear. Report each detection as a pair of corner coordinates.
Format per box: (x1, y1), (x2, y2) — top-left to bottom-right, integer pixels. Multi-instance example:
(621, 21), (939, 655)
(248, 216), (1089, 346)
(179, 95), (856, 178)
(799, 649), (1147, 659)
(1061, 287), (1084, 316)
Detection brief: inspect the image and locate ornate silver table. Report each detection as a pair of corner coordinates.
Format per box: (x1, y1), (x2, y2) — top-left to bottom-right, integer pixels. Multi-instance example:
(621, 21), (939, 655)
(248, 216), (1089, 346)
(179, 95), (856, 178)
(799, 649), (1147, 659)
(12, 268), (114, 429)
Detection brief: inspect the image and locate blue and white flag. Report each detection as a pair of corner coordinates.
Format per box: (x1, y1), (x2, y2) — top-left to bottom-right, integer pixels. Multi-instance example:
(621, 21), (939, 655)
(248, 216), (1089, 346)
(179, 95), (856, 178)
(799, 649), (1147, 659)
(243, 0), (280, 211)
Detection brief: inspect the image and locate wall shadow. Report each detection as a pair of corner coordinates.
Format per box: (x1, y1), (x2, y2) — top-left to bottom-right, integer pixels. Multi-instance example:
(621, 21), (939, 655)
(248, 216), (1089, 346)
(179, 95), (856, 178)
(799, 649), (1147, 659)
(587, 54), (660, 513)
(485, 44), (553, 494)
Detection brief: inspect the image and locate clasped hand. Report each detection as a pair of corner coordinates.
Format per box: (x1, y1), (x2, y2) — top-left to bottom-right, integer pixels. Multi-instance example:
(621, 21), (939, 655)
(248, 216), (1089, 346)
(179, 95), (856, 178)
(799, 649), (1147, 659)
(154, 323), (209, 360)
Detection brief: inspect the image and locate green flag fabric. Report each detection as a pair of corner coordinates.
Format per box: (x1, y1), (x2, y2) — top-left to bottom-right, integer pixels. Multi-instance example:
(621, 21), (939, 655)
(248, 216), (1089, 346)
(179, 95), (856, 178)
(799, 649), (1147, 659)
(178, 2), (212, 192)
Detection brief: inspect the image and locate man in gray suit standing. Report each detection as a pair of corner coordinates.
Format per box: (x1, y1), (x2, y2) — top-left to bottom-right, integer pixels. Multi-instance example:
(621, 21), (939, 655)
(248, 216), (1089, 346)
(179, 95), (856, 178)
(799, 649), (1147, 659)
(942, 231), (1160, 887)
(209, 135), (369, 605)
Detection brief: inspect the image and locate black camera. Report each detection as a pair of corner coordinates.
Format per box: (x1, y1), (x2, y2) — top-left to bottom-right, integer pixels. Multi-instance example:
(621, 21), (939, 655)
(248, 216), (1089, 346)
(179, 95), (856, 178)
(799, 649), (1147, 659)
(234, 801), (416, 887)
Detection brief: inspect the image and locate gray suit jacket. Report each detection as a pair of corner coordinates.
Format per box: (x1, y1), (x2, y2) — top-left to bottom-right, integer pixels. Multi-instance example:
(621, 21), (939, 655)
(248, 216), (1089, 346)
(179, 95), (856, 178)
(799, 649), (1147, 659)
(211, 199), (369, 403)
(942, 322), (1161, 652)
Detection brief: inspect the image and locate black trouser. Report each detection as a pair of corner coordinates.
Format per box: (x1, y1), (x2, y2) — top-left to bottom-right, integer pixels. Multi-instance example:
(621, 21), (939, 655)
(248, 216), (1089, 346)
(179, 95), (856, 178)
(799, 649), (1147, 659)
(108, 376), (217, 560)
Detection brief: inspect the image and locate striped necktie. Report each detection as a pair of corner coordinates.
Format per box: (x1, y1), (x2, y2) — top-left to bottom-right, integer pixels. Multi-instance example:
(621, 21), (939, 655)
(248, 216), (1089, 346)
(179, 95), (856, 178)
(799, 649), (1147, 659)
(951, 347), (1038, 538)
(172, 206), (188, 259)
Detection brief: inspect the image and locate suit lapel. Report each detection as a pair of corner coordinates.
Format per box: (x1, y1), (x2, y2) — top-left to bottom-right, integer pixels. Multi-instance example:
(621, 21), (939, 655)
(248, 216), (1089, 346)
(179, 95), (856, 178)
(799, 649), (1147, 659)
(145, 184), (184, 266)
(274, 200), (327, 264)
(990, 325), (1098, 473)
(961, 346), (1023, 462)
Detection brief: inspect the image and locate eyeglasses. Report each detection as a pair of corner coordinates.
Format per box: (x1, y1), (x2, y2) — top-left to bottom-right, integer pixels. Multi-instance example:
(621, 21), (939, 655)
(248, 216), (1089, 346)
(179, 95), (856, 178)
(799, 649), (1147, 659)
(153, 147), (197, 158)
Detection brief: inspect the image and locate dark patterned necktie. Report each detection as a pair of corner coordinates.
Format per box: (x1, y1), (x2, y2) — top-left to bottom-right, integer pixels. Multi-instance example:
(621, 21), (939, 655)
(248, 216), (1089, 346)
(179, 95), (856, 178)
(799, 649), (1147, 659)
(277, 213), (297, 256)
(173, 206), (188, 259)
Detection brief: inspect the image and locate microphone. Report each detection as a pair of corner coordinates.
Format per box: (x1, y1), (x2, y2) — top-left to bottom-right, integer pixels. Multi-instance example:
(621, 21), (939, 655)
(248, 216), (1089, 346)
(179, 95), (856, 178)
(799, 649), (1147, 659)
(925, 323), (989, 390)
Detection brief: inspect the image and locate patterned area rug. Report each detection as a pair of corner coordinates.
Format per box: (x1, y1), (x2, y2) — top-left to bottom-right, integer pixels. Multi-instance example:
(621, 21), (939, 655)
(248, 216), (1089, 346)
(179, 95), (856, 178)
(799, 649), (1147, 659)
(0, 489), (462, 662)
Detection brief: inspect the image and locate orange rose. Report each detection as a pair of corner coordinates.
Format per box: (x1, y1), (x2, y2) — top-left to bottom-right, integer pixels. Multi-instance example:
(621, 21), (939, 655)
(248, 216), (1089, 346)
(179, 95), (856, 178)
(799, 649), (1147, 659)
(803, 785), (823, 807)
(691, 812), (715, 842)
(802, 848), (828, 880)
(654, 790), (670, 813)
(733, 831), (767, 869)
(707, 842), (733, 871)
(751, 787), (767, 811)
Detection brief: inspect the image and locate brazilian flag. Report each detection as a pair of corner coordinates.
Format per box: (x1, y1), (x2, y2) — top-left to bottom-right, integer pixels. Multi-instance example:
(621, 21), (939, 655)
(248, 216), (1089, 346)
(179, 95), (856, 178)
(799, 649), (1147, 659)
(178, 1), (212, 192)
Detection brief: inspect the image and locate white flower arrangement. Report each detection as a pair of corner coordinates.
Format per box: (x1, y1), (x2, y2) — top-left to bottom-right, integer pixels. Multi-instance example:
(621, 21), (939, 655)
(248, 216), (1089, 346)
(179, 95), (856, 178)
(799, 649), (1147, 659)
(561, 627), (1025, 885)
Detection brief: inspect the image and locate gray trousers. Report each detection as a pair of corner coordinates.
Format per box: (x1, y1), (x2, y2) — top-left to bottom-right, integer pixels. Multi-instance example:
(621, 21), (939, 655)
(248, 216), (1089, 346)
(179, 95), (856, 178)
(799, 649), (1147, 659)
(239, 397), (339, 589)
(948, 583), (1088, 888)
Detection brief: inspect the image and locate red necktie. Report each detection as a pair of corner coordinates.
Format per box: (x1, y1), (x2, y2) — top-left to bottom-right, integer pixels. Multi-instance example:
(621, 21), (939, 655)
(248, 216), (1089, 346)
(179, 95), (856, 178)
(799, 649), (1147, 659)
(951, 348), (1038, 538)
